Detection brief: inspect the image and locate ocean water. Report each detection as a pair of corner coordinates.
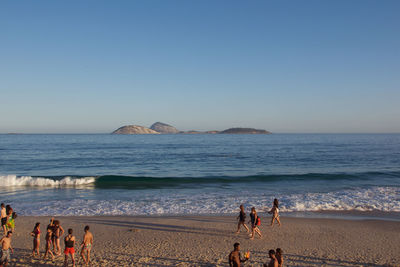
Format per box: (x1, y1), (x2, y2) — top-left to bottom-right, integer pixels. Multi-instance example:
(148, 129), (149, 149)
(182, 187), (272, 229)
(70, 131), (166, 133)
(0, 134), (399, 217)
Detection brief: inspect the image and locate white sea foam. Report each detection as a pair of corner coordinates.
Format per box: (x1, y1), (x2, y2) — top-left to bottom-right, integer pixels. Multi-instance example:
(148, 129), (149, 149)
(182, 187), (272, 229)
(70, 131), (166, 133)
(0, 175), (96, 187)
(8, 186), (400, 216)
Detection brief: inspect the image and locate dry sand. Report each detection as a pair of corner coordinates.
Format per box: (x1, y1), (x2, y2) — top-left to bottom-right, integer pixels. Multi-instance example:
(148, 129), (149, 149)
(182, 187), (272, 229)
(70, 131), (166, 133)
(6, 215), (400, 266)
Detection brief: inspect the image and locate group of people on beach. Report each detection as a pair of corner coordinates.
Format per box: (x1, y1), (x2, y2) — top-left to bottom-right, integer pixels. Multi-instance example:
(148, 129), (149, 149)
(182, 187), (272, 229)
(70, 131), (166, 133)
(230, 199), (283, 266)
(229, 242), (284, 267)
(236, 198), (281, 240)
(0, 202), (93, 267)
(0, 203), (17, 267)
(30, 218), (93, 267)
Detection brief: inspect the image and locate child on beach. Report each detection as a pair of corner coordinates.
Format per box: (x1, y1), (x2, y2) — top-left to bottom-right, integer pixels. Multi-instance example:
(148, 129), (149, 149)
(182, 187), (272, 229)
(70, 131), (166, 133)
(80, 225), (93, 266)
(64, 228), (76, 267)
(276, 248), (284, 267)
(228, 242), (249, 267)
(52, 220), (64, 255)
(269, 198), (281, 227)
(5, 206), (15, 233)
(30, 222), (41, 257)
(235, 205), (249, 234)
(43, 226), (55, 260)
(1, 204), (7, 235)
(0, 231), (14, 267)
(248, 207), (262, 239)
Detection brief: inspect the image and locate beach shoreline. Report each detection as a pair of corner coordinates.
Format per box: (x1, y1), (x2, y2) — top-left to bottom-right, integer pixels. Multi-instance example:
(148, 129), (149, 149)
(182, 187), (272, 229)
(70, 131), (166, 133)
(8, 215), (400, 266)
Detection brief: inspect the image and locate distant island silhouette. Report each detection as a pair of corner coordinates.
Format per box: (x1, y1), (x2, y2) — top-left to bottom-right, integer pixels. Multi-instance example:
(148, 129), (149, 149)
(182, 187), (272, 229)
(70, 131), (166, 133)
(112, 122), (271, 134)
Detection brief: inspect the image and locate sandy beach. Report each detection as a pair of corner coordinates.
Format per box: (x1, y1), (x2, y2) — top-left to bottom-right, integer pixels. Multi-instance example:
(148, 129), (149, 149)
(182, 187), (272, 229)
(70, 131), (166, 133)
(6, 215), (400, 266)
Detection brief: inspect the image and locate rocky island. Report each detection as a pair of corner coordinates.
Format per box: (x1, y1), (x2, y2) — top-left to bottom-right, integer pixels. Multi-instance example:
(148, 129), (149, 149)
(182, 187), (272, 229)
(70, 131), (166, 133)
(219, 128), (270, 134)
(150, 122), (179, 134)
(112, 122), (271, 134)
(112, 125), (159, 134)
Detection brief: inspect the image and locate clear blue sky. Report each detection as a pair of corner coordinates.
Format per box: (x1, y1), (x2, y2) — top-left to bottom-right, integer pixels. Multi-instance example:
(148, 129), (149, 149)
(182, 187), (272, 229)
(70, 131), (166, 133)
(1, 0), (399, 133)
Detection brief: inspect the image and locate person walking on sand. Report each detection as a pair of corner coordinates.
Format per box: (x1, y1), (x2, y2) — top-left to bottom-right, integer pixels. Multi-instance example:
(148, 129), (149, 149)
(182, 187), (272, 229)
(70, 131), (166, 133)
(31, 222), (41, 257)
(80, 225), (93, 266)
(269, 199), (281, 227)
(228, 242), (249, 267)
(0, 204), (7, 235)
(263, 249), (278, 267)
(0, 231), (14, 267)
(276, 248), (284, 267)
(248, 207), (262, 239)
(53, 220), (64, 255)
(235, 205), (249, 234)
(64, 228), (76, 267)
(43, 226), (54, 260)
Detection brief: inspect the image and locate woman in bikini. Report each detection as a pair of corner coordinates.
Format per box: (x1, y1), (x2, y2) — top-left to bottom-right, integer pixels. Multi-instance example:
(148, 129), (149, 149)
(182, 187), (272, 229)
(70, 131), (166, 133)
(64, 228), (76, 267)
(31, 222), (41, 257)
(269, 198), (281, 227)
(248, 207), (262, 239)
(43, 225), (55, 260)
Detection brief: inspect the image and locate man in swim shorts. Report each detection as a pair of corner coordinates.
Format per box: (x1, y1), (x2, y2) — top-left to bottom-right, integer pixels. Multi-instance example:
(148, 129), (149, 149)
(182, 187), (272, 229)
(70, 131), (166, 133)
(0, 231), (14, 267)
(0, 204), (7, 235)
(80, 225), (93, 266)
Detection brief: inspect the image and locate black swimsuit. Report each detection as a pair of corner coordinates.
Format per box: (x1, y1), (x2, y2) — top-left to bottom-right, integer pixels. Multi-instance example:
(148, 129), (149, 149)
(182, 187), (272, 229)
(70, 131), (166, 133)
(239, 211), (246, 222)
(65, 237), (74, 248)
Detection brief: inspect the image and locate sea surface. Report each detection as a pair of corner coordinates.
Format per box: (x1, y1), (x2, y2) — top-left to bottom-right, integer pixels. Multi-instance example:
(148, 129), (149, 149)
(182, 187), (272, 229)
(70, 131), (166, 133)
(0, 134), (399, 217)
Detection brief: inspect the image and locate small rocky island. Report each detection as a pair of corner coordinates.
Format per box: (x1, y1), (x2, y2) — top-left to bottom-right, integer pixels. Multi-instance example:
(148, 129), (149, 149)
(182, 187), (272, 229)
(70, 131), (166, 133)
(219, 128), (270, 134)
(112, 122), (271, 134)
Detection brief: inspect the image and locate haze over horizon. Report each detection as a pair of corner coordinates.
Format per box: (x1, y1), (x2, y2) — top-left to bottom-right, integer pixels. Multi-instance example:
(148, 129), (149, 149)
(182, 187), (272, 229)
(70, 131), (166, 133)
(1, 1), (399, 134)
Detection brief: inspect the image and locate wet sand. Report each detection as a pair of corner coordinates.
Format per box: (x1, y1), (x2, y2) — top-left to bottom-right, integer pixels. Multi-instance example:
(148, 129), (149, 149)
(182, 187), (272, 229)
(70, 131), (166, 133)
(7, 215), (400, 266)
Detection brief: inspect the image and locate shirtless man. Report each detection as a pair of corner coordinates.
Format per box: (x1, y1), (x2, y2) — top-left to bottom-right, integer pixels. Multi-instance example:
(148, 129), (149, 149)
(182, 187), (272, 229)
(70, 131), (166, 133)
(228, 243), (248, 267)
(0, 231), (14, 267)
(80, 225), (93, 266)
(263, 250), (278, 267)
(0, 204), (7, 235)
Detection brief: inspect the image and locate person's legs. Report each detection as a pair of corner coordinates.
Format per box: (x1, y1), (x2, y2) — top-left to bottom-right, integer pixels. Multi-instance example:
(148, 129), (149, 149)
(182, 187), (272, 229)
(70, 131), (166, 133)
(250, 226), (255, 239)
(276, 216), (281, 226)
(64, 254), (68, 266)
(235, 222), (241, 233)
(256, 227), (262, 237)
(71, 253), (75, 267)
(243, 223), (250, 233)
(36, 239), (40, 256)
(56, 238), (61, 255)
(81, 248), (87, 265)
(87, 248), (91, 265)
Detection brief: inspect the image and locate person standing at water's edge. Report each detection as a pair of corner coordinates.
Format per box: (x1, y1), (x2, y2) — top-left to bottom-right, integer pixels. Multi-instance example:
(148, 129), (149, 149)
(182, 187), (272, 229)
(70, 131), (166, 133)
(80, 225), (93, 266)
(235, 205), (249, 234)
(0, 231), (13, 267)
